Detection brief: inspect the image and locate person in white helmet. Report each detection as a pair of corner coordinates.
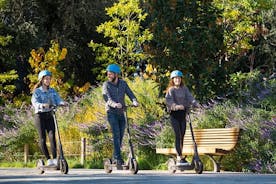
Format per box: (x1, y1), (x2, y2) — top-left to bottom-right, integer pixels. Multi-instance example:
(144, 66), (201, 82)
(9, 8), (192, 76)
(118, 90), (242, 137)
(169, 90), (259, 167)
(102, 64), (139, 166)
(31, 70), (66, 166)
(165, 70), (200, 166)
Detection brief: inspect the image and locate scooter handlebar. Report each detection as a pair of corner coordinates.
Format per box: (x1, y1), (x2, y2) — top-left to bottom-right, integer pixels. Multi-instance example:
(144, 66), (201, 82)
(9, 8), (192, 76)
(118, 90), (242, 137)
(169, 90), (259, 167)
(49, 103), (68, 111)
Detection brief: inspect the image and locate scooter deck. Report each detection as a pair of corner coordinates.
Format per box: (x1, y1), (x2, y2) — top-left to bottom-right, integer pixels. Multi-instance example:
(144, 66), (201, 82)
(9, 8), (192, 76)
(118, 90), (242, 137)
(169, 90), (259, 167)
(109, 164), (129, 170)
(174, 163), (194, 170)
(38, 165), (58, 170)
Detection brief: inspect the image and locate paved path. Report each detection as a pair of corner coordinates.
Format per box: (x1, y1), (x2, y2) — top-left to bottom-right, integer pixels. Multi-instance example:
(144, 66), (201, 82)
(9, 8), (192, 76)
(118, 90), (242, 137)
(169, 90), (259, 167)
(0, 168), (276, 184)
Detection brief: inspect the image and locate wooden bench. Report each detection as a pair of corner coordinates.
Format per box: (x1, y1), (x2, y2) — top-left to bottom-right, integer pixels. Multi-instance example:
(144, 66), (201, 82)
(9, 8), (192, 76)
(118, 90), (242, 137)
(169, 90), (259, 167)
(156, 127), (240, 172)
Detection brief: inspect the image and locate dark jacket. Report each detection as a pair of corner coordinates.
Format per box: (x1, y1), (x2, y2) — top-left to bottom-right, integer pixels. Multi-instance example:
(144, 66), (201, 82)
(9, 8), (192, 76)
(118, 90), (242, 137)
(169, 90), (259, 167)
(102, 79), (137, 114)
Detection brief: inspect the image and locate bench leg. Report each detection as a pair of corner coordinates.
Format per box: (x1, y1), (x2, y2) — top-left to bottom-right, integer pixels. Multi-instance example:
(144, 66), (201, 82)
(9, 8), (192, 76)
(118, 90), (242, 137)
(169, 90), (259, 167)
(206, 154), (223, 172)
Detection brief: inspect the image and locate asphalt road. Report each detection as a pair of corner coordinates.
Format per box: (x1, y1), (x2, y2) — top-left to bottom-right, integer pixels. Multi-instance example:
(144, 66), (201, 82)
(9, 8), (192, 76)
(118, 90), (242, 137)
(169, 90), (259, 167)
(0, 168), (276, 184)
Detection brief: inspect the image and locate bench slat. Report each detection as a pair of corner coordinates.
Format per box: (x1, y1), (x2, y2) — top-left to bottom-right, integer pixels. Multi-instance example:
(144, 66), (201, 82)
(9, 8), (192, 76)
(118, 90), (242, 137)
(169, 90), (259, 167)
(156, 148), (228, 155)
(186, 127), (240, 132)
(156, 127), (240, 156)
(156, 147), (233, 155)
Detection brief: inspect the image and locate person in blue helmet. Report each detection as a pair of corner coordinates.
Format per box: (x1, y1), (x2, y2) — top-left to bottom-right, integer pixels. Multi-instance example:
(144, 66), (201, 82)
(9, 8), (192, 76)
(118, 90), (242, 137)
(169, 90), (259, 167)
(31, 70), (66, 166)
(165, 70), (200, 166)
(102, 64), (139, 165)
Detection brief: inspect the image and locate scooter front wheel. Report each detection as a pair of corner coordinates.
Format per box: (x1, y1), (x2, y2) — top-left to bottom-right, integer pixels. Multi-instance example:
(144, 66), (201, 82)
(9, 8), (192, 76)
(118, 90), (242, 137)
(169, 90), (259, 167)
(103, 158), (112, 173)
(194, 159), (203, 174)
(36, 159), (45, 174)
(60, 159), (69, 174)
(167, 158), (176, 174)
(129, 158), (138, 174)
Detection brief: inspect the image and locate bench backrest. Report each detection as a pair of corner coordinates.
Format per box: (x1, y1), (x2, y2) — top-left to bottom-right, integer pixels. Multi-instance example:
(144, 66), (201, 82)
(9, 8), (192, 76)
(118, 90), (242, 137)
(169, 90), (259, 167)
(183, 127), (240, 151)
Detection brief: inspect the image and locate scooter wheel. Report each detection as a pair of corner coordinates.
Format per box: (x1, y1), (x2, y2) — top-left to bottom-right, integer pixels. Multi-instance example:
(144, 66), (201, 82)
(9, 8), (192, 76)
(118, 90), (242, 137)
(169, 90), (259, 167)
(103, 158), (112, 173)
(194, 159), (203, 174)
(167, 158), (176, 174)
(60, 159), (69, 174)
(36, 159), (45, 174)
(130, 159), (138, 174)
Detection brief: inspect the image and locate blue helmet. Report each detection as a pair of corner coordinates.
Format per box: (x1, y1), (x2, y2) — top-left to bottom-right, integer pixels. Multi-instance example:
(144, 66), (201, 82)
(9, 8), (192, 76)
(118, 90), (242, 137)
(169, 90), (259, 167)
(106, 64), (121, 74)
(170, 70), (183, 79)
(38, 70), (52, 81)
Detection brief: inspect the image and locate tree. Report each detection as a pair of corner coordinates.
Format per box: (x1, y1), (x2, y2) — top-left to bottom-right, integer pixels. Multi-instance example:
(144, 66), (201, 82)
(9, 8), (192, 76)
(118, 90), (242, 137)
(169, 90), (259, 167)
(0, 0), (18, 103)
(88, 0), (153, 79)
(212, 0), (274, 71)
(252, 1), (276, 72)
(146, 0), (225, 100)
(27, 40), (69, 97)
(0, 0), (116, 97)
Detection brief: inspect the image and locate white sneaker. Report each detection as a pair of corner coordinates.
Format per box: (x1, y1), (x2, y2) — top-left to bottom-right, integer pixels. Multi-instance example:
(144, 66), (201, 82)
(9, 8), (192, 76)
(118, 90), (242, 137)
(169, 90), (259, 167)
(53, 158), (58, 166)
(176, 159), (189, 166)
(47, 159), (54, 166)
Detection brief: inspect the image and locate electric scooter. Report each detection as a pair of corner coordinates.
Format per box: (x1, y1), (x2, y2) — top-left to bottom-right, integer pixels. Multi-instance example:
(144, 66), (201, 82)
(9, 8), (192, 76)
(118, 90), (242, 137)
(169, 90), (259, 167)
(167, 111), (203, 174)
(36, 106), (69, 174)
(103, 105), (139, 174)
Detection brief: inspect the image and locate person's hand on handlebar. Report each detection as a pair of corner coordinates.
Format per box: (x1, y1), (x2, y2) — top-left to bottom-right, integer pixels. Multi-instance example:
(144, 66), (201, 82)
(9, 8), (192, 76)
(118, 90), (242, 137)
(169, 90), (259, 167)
(42, 103), (50, 109)
(59, 101), (69, 107)
(115, 103), (123, 109)
(132, 100), (139, 107)
(192, 100), (202, 109)
(175, 105), (184, 110)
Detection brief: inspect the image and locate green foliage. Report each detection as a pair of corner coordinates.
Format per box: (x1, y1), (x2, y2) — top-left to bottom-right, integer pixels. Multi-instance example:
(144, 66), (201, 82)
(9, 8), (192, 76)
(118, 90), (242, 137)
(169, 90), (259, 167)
(136, 146), (168, 170)
(88, 0), (153, 79)
(213, 0), (273, 56)
(197, 101), (276, 173)
(126, 77), (164, 124)
(0, 8), (16, 103)
(147, 0), (225, 101)
(259, 79), (276, 111)
(155, 123), (174, 148)
(197, 101), (237, 129)
(0, 35), (12, 46)
(0, 0), (117, 98)
(0, 103), (37, 161)
(27, 40), (70, 97)
(0, 70), (18, 101)
(229, 71), (259, 90)
(228, 70), (275, 105)
(256, 1), (276, 67)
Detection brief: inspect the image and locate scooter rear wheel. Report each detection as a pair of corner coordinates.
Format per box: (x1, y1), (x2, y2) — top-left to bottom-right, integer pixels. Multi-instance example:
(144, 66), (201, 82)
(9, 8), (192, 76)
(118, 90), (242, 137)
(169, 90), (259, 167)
(36, 159), (45, 174)
(104, 158), (112, 173)
(60, 159), (69, 174)
(129, 159), (138, 174)
(194, 159), (203, 174)
(167, 158), (176, 174)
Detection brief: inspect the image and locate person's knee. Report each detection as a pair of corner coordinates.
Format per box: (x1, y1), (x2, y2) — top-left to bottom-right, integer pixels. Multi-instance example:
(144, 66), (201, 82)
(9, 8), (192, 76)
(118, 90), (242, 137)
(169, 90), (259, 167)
(113, 131), (120, 139)
(40, 138), (46, 145)
(48, 131), (56, 141)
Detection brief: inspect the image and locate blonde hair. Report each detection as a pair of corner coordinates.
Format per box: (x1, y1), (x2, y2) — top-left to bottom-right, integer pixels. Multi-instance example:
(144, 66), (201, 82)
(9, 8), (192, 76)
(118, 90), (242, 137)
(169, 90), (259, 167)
(32, 81), (42, 94)
(31, 76), (50, 93)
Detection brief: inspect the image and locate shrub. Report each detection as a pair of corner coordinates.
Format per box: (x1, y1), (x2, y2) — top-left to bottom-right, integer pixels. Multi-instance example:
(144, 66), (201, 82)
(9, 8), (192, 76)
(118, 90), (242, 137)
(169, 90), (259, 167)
(0, 103), (38, 161)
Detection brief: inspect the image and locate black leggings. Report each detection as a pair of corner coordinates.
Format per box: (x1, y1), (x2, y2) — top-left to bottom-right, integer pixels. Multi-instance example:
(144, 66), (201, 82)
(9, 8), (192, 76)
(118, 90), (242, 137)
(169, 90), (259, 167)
(170, 110), (186, 157)
(34, 112), (57, 160)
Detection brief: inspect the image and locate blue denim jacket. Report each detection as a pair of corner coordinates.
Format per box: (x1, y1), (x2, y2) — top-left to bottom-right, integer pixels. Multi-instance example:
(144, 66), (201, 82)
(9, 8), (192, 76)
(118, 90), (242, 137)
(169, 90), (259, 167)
(31, 86), (64, 113)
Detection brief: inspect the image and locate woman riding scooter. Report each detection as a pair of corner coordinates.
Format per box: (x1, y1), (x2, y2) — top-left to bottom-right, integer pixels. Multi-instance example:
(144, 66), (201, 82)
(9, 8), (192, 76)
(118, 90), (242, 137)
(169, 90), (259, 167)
(31, 70), (66, 166)
(165, 70), (200, 166)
